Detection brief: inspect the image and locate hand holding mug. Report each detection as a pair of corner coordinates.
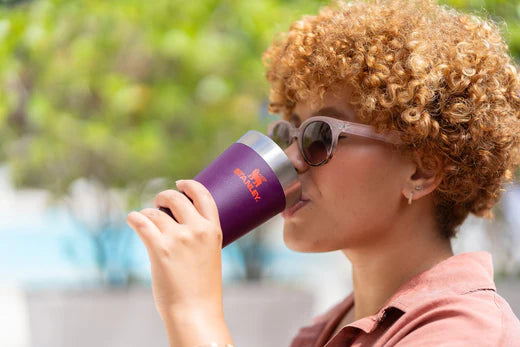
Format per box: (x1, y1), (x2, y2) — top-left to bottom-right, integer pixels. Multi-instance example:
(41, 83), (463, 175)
(126, 180), (231, 345)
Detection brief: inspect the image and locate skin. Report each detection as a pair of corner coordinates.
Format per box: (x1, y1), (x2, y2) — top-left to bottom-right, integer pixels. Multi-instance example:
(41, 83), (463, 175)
(127, 180), (233, 347)
(126, 82), (454, 346)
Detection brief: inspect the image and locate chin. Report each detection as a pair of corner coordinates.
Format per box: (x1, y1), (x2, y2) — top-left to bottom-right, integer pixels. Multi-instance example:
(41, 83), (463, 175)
(284, 240), (317, 253)
(283, 224), (332, 253)
(283, 224), (310, 252)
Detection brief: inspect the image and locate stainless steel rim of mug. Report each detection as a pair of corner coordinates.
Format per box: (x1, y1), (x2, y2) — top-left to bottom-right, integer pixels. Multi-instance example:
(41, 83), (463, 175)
(237, 130), (301, 209)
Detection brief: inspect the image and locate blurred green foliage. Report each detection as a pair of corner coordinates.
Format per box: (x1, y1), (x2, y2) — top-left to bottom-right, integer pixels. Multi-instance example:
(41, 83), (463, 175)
(0, 0), (329, 206)
(0, 0), (519, 205)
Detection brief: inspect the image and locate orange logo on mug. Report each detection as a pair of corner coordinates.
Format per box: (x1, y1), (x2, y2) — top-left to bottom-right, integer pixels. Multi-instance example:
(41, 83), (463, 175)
(234, 168), (267, 202)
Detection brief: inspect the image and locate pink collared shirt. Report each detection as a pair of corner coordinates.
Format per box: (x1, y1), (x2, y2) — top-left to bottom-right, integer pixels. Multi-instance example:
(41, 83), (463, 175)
(289, 252), (520, 346)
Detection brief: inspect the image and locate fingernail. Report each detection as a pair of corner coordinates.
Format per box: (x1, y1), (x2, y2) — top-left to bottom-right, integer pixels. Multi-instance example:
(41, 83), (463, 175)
(175, 180), (184, 185)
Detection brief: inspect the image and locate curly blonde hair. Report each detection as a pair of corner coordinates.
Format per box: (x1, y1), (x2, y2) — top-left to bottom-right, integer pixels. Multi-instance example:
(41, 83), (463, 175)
(262, 0), (520, 238)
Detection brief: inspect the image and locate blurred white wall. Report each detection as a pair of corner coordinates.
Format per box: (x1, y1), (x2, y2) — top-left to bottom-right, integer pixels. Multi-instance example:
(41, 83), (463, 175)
(0, 284), (31, 347)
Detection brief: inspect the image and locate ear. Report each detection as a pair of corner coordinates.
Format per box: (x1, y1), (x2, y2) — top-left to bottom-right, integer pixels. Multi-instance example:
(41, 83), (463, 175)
(401, 158), (443, 204)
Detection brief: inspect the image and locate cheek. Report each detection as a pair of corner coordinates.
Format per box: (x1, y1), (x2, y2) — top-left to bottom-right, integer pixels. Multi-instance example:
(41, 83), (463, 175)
(323, 147), (403, 227)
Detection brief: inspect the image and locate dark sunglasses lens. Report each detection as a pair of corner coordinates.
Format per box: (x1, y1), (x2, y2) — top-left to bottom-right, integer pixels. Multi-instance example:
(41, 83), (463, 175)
(302, 121), (332, 164)
(270, 122), (292, 149)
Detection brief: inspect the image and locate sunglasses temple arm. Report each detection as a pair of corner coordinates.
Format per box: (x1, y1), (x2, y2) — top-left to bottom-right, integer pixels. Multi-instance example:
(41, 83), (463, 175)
(344, 124), (402, 144)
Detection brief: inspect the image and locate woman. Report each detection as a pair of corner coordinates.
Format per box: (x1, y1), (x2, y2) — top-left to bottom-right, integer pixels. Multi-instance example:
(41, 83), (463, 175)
(126, 0), (520, 346)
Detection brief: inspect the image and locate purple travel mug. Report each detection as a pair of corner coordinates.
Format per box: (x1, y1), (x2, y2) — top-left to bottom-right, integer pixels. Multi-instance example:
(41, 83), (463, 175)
(159, 130), (301, 248)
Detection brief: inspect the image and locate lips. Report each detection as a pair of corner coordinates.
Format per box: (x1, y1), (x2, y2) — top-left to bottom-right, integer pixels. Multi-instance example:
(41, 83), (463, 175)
(300, 194), (310, 201)
(281, 196), (310, 218)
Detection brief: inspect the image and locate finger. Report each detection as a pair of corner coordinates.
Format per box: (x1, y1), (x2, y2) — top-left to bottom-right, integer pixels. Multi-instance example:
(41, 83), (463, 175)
(176, 180), (220, 224)
(140, 207), (179, 232)
(126, 211), (161, 248)
(153, 189), (199, 225)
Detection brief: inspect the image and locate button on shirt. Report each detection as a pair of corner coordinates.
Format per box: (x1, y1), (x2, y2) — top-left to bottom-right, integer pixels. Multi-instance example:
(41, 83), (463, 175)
(289, 252), (520, 346)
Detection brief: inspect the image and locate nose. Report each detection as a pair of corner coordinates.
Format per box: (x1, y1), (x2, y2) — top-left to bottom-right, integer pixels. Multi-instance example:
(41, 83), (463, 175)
(285, 138), (310, 174)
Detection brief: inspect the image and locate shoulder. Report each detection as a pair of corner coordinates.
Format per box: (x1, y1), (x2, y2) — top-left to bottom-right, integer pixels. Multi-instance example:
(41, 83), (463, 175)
(379, 252), (520, 346)
(388, 289), (520, 346)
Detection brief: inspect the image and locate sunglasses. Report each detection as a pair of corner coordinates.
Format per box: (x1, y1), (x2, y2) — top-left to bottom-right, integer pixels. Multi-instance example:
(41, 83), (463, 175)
(267, 116), (402, 166)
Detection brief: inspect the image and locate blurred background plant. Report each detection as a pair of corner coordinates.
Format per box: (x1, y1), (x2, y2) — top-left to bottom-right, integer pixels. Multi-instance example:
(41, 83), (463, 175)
(0, 0), (519, 288)
(0, 0), (334, 285)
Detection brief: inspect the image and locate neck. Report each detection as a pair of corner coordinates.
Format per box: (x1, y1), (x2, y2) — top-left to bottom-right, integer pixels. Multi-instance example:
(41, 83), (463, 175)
(343, 198), (454, 320)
